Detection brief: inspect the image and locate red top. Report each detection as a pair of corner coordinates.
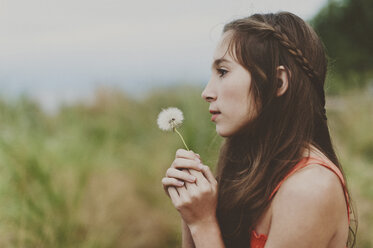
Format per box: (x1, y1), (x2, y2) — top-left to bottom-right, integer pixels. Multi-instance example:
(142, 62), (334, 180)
(250, 156), (351, 248)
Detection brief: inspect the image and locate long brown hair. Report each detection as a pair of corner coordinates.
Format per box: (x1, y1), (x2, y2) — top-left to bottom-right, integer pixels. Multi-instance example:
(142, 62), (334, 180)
(215, 12), (357, 247)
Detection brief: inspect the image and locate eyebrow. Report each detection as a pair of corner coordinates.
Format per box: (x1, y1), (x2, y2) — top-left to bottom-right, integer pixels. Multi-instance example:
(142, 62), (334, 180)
(211, 58), (232, 69)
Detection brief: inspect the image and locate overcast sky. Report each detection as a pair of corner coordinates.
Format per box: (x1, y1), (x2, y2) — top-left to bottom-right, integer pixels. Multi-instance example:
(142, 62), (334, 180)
(0, 0), (327, 111)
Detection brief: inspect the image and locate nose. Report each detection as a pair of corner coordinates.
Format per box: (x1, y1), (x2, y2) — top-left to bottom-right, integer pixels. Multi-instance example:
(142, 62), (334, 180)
(201, 79), (217, 102)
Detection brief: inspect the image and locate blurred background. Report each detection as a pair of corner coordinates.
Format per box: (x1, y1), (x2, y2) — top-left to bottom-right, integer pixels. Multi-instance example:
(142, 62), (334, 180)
(0, 0), (372, 247)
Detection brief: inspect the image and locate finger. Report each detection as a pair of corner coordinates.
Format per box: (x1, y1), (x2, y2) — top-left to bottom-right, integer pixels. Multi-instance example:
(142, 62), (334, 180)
(172, 157), (203, 171)
(190, 168), (209, 187)
(181, 168), (191, 188)
(168, 187), (180, 205)
(181, 166), (210, 187)
(166, 168), (196, 183)
(175, 183), (191, 202)
(178, 171), (202, 202)
(163, 184), (172, 198)
(181, 169), (199, 191)
(175, 149), (200, 160)
(201, 165), (217, 185)
(162, 177), (185, 187)
(176, 182), (189, 195)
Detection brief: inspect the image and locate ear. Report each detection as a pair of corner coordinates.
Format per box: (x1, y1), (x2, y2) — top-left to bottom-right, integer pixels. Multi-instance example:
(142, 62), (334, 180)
(276, 65), (289, 97)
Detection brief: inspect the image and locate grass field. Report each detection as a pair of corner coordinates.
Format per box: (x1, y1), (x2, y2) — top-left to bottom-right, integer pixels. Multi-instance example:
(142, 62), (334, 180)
(0, 85), (371, 247)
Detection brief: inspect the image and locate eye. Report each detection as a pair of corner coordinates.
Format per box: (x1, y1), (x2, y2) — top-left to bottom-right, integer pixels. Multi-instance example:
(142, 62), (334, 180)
(217, 68), (228, 77)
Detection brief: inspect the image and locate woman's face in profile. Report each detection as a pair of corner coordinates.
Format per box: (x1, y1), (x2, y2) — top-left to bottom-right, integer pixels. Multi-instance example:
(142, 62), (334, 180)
(201, 31), (257, 137)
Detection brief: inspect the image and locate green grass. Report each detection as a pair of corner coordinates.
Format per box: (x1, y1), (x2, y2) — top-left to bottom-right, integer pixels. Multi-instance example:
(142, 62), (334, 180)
(0, 85), (371, 247)
(327, 88), (373, 247)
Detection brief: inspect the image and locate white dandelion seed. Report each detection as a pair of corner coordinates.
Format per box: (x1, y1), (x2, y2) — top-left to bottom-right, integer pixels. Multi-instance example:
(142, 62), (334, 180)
(157, 107), (184, 131)
(157, 107), (189, 150)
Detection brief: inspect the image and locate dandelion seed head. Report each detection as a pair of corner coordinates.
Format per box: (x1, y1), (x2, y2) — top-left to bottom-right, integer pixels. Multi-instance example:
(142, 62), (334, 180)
(157, 107), (184, 131)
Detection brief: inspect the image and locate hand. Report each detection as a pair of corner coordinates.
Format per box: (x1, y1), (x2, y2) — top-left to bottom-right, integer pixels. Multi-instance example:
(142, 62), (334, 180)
(168, 163), (218, 228)
(162, 149), (204, 198)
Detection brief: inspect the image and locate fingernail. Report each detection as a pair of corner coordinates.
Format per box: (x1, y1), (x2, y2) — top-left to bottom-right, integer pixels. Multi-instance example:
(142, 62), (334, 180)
(198, 164), (204, 169)
(189, 176), (196, 182)
(194, 158), (201, 163)
(177, 181), (184, 186)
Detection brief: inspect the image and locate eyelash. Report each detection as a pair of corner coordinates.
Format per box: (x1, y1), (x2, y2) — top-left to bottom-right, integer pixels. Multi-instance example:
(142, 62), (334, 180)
(217, 68), (228, 77)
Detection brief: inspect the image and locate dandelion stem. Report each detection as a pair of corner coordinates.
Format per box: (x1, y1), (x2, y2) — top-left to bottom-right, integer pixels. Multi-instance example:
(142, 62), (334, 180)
(174, 128), (189, 151)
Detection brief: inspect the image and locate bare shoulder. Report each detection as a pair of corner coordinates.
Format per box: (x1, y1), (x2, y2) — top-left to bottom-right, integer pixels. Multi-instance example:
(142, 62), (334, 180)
(275, 163), (346, 208)
(266, 164), (348, 247)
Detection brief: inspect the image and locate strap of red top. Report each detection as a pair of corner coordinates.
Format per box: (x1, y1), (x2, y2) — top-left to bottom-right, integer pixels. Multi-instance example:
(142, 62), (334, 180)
(268, 156), (351, 225)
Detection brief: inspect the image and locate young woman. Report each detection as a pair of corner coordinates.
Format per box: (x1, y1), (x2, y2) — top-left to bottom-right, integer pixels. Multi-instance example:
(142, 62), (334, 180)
(161, 12), (356, 247)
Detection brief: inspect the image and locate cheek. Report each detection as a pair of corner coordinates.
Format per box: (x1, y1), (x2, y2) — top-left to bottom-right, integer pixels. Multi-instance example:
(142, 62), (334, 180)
(231, 106), (252, 127)
(222, 86), (252, 116)
(221, 90), (255, 132)
(217, 99), (252, 135)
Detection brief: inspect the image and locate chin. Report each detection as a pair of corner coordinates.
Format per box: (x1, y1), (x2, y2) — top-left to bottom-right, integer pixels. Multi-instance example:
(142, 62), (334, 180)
(216, 125), (235, 137)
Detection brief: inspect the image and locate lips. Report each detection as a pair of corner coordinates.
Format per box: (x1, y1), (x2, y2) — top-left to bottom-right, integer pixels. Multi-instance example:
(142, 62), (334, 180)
(209, 110), (221, 114)
(209, 109), (221, 121)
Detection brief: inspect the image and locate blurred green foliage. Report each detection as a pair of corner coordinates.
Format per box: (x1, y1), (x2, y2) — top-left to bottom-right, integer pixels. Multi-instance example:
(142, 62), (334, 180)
(311, 0), (373, 93)
(0, 86), (222, 248)
(0, 85), (372, 247)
